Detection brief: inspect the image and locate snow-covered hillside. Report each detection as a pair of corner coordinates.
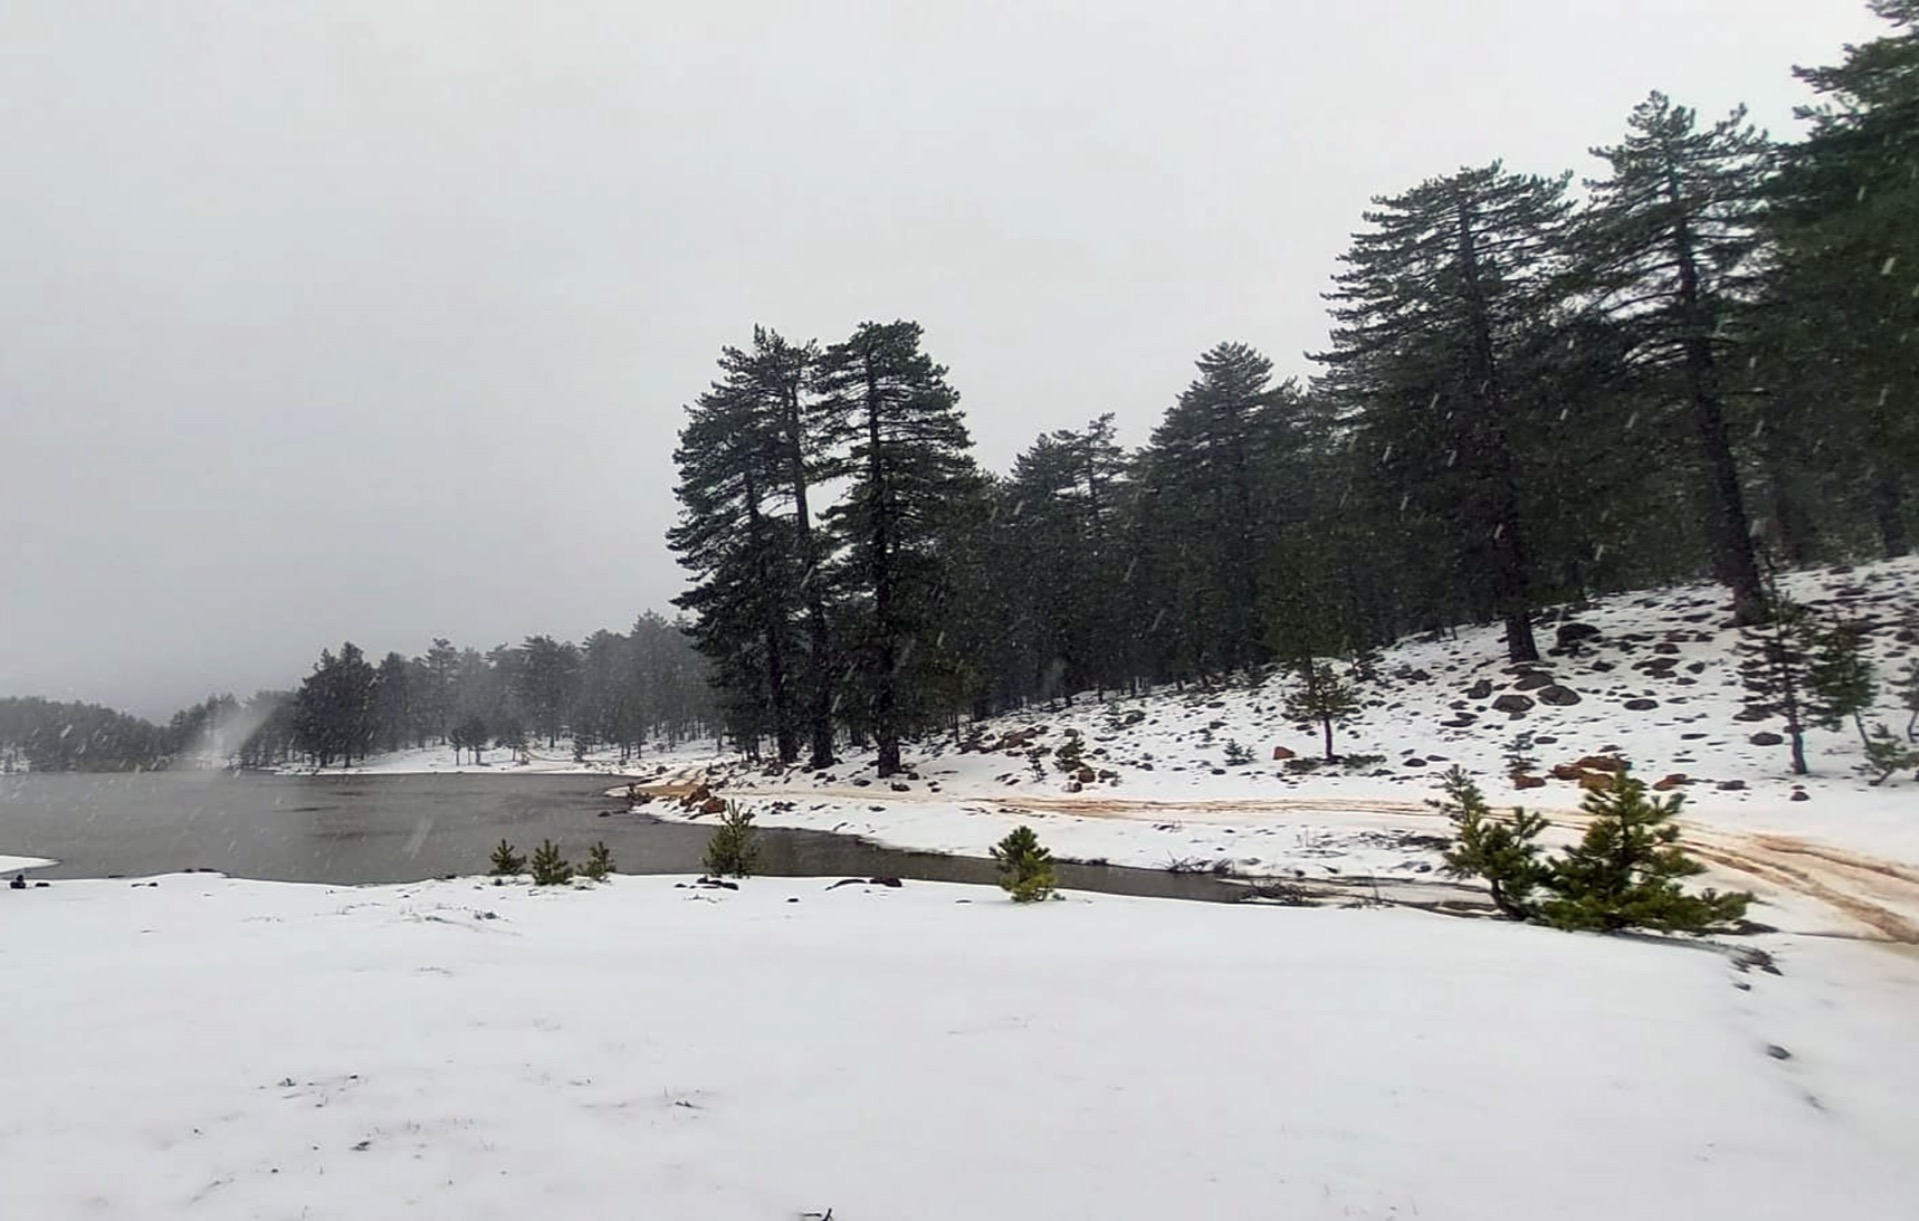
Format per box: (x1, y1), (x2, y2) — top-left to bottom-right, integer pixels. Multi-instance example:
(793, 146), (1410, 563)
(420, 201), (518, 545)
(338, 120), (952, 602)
(646, 559), (1919, 941)
(6, 873), (1914, 1220)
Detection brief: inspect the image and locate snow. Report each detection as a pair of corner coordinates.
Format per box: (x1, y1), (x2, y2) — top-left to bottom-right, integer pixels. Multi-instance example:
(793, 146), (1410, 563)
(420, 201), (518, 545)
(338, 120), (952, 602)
(1, 853), (54, 873)
(276, 740), (728, 778)
(6, 872), (1914, 1220)
(639, 558), (1919, 942)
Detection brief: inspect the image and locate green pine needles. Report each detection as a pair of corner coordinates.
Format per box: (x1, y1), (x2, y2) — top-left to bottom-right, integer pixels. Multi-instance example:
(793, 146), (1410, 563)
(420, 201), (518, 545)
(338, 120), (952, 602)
(489, 838), (527, 876)
(990, 825), (1058, 903)
(1438, 766), (1751, 935)
(581, 841), (616, 882)
(703, 801), (760, 878)
(529, 838), (574, 887)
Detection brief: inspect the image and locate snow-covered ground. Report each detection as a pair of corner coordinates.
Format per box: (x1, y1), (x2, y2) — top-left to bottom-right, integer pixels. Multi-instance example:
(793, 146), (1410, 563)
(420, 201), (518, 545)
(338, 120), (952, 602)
(276, 739), (728, 778)
(2, 852), (54, 873)
(639, 559), (1919, 942)
(5, 872), (1915, 1220)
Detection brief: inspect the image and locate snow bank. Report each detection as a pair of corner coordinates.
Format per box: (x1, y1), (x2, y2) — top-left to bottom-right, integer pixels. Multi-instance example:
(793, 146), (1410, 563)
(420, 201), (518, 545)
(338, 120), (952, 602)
(1, 853), (54, 872)
(5, 874), (1913, 1220)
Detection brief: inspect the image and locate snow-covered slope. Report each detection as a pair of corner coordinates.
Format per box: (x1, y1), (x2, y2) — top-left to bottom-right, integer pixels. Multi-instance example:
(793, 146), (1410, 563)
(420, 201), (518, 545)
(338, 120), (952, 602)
(6, 873), (1914, 1220)
(648, 559), (1919, 940)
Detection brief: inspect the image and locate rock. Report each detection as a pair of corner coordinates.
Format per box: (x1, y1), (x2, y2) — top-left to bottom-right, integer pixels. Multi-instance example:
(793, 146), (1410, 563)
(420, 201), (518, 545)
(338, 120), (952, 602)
(1717, 779), (1748, 792)
(1491, 693), (1535, 715)
(1653, 642), (1682, 654)
(889, 781), (911, 792)
(1513, 774), (1548, 790)
(1555, 622), (1601, 647)
(9, 874), (25, 890)
(1748, 732), (1784, 746)
(1733, 707), (1773, 722)
(1466, 679), (1495, 700)
(1401, 757), (1427, 768)
(1652, 773), (1691, 791)
(699, 796), (727, 815)
(1578, 771), (1614, 792)
(868, 876), (903, 888)
(1075, 766), (1097, 784)
(1067, 781), (1085, 793)
(1271, 746), (1297, 761)
(1623, 698), (1659, 711)
(1512, 671), (1555, 691)
(1533, 735), (1558, 744)
(1790, 790), (1810, 803)
(1536, 684), (1581, 706)
(1550, 763), (1584, 781)
(1766, 1044), (1793, 1062)
(1574, 755), (1628, 773)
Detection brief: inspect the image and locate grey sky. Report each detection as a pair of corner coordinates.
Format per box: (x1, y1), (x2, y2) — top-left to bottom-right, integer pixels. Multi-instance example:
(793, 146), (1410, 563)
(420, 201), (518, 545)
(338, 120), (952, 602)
(0, 1), (1881, 717)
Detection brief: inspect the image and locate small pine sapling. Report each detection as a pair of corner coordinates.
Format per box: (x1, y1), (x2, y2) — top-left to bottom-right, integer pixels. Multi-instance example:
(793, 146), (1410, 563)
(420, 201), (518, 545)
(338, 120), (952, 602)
(1053, 730), (1086, 774)
(1807, 618), (1876, 749)
(1282, 657), (1362, 761)
(581, 840), (616, 881)
(990, 825), (1057, 903)
(1859, 724), (1919, 786)
(1539, 773), (1751, 935)
(1223, 740), (1256, 767)
(1737, 589), (1819, 774)
(1893, 655), (1919, 743)
(1435, 767), (1549, 919)
(489, 839), (526, 877)
(702, 801), (760, 878)
(1503, 731), (1539, 780)
(529, 839), (574, 886)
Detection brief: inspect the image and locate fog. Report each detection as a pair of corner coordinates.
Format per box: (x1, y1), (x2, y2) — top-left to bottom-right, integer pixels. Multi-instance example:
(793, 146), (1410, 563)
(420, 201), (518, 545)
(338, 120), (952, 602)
(0, 0), (1878, 716)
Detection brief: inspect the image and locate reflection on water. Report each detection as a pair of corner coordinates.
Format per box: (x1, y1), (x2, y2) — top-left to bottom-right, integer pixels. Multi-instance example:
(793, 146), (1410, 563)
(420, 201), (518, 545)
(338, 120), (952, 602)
(0, 772), (1240, 902)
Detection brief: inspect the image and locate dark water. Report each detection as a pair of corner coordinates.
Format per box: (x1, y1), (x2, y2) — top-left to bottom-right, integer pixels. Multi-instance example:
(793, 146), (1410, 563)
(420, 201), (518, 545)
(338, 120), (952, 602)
(0, 772), (1241, 901)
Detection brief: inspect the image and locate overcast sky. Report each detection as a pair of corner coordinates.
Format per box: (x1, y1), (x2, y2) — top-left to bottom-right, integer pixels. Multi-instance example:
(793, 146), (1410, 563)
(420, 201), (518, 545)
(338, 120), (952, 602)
(0, 1), (1884, 717)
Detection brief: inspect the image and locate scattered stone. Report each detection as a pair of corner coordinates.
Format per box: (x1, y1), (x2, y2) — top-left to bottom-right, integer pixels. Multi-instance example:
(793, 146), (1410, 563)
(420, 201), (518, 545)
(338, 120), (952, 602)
(1623, 698), (1659, 711)
(699, 796), (727, 815)
(1790, 790), (1810, 803)
(1578, 771), (1614, 792)
(1733, 707), (1774, 722)
(1511, 671), (1554, 691)
(1491, 694), (1535, 715)
(1536, 684), (1581, 706)
(889, 782), (911, 792)
(1653, 642), (1682, 655)
(1532, 735), (1558, 745)
(1513, 774), (1547, 790)
(1734, 947), (1782, 976)
(869, 876), (903, 888)
(1401, 757), (1427, 768)
(1575, 755), (1628, 773)
(1555, 622), (1601, 647)
(1652, 774), (1691, 792)
(1766, 1045), (1793, 1062)
(1717, 779), (1748, 792)
(1466, 679), (1495, 700)
(1749, 732), (1784, 746)
(1271, 746), (1297, 761)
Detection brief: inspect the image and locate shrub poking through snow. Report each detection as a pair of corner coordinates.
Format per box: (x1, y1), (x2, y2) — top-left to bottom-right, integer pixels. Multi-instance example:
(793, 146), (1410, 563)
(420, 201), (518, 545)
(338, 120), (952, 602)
(703, 802), (759, 878)
(489, 839), (526, 877)
(529, 839), (573, 887)
(581, 841), (616, 881)
(1807, 618), (1877, 749)
(1053, 730), (1086, 774)
(1222, 740), (1256, 767)
(991, 825), (1057, 903)
(1437, 768), (1550, 920)
(1539, 774), (1751, 935)
(1439, 767), (1750, 935)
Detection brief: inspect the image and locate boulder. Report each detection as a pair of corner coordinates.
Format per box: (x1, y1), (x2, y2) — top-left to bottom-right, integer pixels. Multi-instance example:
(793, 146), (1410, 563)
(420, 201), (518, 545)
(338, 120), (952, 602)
(1466, 679), (1495, 700)
(1549, 763), (1584, 781)
(1271, 746), (1297, 761)
(1790, 789), (1810, 803)
(1652, 773), (1691, 791)
(1748, 732), (1784, 746)
(1555, 622), (1601, 648)
(1717, 779), (1748, 792)
(1623, 698), (1659, 711)
(698, 796), (727, 815)
(1512, 774), (1547, 790)
(1491, 693), (1535, 715)
(1536, 684), (1581, 706)
(1574, 755), (1628, 773)
(1733, 707), (1775, 722)
(1512, 671), (1555, 691)
(1578, 771), (1615, 792)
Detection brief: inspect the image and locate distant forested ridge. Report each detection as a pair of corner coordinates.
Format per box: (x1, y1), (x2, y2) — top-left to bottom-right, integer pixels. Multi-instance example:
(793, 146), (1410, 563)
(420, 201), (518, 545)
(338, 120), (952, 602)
(669, 4), (1919, 773)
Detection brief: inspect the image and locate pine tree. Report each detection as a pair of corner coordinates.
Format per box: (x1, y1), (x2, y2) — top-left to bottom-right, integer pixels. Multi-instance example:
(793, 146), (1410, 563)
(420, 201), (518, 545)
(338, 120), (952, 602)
(489, 839), (526, 876)
(1738, 586), (1821, 775)
(1768, 2), (1919, 557)
(1435, 767), (1550, 920)
(1318, 164), (1574, 661)
(1807, 619), (1877, 748)
(813, 320), (985, 776)
(1574, 93), (1773, 621)
(1539, 773), (1750, 935)
(529, 839), (573, 886)
(703, 802), (760, 878)
(990, 825), (1057, 903)
(581, 841), (615, 882)
(1282, 658), (1361, 762)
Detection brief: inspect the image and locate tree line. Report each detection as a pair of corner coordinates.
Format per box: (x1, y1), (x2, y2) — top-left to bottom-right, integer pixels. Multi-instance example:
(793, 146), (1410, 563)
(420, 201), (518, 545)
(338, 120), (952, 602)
(0, 613), (716, 772)
(670, 4), (1918, 773)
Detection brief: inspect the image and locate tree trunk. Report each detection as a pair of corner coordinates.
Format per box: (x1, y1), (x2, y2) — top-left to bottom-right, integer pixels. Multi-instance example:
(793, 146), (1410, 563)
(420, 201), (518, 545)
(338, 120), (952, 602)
(1788, 726), (1807, 776)
(1668, 205), (1763, 622)
(1871, 472), (1910, 558)
(865, 364), (902, 778)
(1321, 715), (1334, 762)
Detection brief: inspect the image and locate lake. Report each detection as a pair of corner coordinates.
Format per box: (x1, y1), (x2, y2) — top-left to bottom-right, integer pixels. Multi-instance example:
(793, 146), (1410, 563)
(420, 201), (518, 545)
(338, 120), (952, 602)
(0, 771), (1242, 901)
